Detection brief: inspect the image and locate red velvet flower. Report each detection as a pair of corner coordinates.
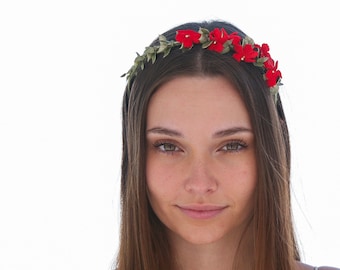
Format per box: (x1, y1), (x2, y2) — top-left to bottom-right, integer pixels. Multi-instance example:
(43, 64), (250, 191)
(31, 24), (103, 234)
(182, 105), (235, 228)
(207, 28), (242, 53)
(265, 60), (282, 87)
(232, 44), (258, 63)
(228, 32), (242, 45)
(175, 30), (201, 48)
(263, 55), (277, 70)
(207, 28), (229, 52)
(258, 43), (270, 57)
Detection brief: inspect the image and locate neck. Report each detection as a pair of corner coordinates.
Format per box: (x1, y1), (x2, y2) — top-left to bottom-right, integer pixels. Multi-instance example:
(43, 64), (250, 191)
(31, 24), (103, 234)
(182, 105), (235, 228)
(173, 239), (235, 270)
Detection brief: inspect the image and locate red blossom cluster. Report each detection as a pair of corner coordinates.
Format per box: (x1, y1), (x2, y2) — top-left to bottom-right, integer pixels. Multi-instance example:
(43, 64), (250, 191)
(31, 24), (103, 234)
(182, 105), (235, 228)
(175, 28), (281, 88)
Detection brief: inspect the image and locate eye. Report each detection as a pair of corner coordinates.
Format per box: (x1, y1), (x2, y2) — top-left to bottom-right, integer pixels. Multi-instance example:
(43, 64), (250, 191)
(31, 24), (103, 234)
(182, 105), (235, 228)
(154, 141), (181, 153)
(220, 140), (247, 153)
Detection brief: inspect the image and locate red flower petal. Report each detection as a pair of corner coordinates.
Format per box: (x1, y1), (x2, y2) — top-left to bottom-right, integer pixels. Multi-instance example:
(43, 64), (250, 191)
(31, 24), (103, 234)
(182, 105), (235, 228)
(229, 32), (242, 45)
(207, 28), (242, 53)
(232, 44), (243, 62)
(209, 28), (228, 43)
(265, 68), (282, 87)
(260, 43), (270, 57)
(175, 30), (201, 48)
(207, 28), (229, 52)
(232, 44), (258, 63)
(264, 57), (275, 70)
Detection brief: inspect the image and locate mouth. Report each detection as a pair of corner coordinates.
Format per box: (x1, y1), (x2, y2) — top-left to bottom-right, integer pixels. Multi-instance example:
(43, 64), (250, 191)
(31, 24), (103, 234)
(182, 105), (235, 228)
(177, 204), (228, 219)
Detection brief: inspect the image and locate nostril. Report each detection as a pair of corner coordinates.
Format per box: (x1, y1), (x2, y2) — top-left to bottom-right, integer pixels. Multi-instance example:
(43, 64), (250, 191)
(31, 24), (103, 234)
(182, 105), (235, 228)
(183, 156), (218, 194)
(184, 171), (218, 194)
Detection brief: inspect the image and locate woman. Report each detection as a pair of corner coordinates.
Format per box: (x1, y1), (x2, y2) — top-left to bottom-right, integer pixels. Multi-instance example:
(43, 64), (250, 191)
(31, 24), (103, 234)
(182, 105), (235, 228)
(116, 20), (339, 270)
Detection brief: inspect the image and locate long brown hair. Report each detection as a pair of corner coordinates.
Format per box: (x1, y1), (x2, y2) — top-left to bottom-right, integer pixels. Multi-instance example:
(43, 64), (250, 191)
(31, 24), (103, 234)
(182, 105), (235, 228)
(116, 20), (300, 270)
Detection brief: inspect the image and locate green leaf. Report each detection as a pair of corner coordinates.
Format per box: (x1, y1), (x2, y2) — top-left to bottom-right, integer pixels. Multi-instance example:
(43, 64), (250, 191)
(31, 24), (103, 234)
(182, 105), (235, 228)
(158, 42), (167, 52)
(202, 41), (212, 49)
(199, 27), (210, 35)
(159, 35), (167, 43)
(221, 41), (232, 54)
(134, 55), (144, 64)
(158, 35), (169, 53)
(144, 47), (157, 62)
(270, 86), (279, 104)
(151, 53), (157, 63)
(243, 36), (254, 45)
(221, 46), (231, 54)
(256, 57), (268, 64)
(199, 27), (210, 43)
(162, 47), (172, 57)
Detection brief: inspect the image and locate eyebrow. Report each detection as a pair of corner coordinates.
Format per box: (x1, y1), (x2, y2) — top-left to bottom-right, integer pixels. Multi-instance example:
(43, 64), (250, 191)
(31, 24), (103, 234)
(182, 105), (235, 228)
(212, 127), (253, 138)
(146, 126), (252, 138)
(146, 127), (184, 137)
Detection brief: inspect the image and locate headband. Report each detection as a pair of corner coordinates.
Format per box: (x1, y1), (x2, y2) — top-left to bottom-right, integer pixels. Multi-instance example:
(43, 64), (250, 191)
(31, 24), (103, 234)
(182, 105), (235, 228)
(122, 27), (282, 102)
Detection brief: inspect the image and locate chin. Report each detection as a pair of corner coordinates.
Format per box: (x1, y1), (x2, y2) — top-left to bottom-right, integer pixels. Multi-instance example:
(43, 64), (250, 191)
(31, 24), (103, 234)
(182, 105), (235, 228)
(168, 225), (229, 246)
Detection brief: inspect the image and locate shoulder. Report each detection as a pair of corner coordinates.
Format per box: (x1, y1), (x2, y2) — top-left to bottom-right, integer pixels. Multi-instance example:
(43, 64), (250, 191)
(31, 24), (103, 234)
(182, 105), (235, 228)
(296, 261), (340, 270)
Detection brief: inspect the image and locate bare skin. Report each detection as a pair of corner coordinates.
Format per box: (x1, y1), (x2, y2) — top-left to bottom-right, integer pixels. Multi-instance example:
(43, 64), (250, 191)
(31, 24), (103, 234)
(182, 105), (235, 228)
(145, 75), (340, 270)
(146, 76), (256, 270)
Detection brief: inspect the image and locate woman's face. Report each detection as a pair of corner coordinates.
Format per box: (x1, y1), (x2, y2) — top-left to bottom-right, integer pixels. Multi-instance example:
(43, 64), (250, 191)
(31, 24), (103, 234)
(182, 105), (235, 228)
(146, 76), (257, 246)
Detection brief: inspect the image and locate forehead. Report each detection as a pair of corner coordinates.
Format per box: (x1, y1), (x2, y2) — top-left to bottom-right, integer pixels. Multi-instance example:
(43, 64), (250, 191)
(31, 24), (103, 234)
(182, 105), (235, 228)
(147, 76), (252, 131)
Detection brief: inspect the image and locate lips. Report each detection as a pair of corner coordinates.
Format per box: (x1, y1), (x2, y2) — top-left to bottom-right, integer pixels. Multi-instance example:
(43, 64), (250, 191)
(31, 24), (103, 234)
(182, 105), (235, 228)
(177, 204), (228, 219)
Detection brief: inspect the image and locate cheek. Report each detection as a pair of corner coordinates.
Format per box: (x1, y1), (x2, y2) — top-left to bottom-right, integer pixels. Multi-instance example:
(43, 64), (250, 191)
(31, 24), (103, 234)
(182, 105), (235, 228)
(146, 159), (183, 223)
(240, 165), (257, 188)
(238, 159), (257, 188)
(239, 174), (257, 206)
(146, 156), (179, 202)
(220, 158), (257, 202)
(236, 167), (257, 209)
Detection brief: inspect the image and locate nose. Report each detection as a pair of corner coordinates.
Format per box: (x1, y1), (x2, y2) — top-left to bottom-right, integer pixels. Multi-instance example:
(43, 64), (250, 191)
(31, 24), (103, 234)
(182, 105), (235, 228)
(184, 155), (218, 194)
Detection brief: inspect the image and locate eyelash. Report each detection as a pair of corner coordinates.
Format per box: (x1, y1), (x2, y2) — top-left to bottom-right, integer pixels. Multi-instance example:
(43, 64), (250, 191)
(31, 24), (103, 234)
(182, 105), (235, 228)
(153, 140), (182, 154)
(152, 139), (248, 154)
(219, 140), (248, 153)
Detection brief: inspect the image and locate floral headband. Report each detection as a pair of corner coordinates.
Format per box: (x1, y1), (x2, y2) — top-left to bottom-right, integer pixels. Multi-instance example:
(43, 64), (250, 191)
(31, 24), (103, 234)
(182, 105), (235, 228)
(122, 27), (282, 102)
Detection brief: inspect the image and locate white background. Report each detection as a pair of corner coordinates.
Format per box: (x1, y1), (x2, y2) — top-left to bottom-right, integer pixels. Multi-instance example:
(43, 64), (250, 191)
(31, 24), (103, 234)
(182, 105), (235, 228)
(1, 0), (340, 269)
